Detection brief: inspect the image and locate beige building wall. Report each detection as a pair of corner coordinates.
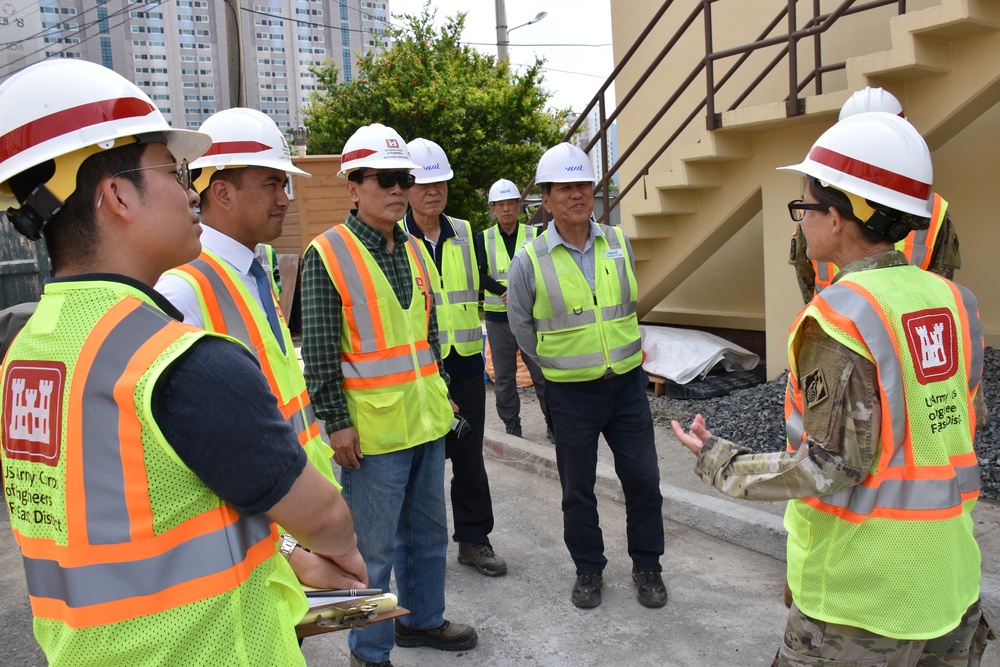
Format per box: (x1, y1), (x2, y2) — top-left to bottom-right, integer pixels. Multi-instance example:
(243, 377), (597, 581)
(609, 0), (1000, 375)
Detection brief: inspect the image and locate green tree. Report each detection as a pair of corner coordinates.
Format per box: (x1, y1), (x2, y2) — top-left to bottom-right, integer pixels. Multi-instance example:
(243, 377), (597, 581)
(303, 4), (568, 231)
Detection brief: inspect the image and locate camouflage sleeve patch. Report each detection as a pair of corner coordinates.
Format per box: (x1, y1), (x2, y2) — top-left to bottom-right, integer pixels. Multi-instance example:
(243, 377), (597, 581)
(930, 212), (961, 275)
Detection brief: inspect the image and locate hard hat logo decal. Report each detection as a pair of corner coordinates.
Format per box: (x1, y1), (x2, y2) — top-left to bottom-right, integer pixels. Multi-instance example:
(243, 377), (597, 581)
(386, 139), (399, 149)
(425, 164), (440, 171)
(565, 165), (584, 172)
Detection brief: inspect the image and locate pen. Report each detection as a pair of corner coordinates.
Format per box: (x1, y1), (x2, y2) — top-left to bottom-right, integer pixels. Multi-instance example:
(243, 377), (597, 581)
(304, 588), (382, 598)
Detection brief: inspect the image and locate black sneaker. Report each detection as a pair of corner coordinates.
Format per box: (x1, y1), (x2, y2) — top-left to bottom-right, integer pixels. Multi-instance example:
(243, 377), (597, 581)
(458, 541), (508, 576)
(632, 564), (667, 608)
(571, 569), (603, 608)
(394, 619), (478, 651)
(505, 423), (522, 438)
(349, 653), (393, 667)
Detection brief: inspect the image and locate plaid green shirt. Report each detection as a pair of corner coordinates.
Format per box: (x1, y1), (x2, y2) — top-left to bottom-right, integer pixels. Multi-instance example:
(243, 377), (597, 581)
(300, 212), (448, 434)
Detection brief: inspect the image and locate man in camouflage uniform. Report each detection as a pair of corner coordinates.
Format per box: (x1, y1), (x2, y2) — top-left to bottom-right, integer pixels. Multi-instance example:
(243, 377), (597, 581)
(674, 113), (991, 666)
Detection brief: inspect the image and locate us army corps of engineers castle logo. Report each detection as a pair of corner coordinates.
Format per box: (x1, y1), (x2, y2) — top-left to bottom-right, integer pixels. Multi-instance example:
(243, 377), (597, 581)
(2, 361), (65, 465)
(902, 308), (958, 386)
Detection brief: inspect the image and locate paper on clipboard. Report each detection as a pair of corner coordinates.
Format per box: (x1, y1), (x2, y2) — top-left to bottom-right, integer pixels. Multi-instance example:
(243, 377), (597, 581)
(296, 592), (408, 638)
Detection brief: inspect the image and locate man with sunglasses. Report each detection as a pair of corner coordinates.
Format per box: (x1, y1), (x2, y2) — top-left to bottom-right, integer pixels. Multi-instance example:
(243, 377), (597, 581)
(156, 108), (352, 587)
(300, 124), (478, 667)
(0, 60), (365, 666)
(403, 138), (508, 579)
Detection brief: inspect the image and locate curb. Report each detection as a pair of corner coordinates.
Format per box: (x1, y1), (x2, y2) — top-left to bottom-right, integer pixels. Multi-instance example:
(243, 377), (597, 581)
(484, 429), (788, 562)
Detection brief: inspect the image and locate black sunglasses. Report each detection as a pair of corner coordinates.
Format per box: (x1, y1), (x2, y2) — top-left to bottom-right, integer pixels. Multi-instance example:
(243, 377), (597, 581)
(363, 171), (416, 190)
(787, 199), (829, 222)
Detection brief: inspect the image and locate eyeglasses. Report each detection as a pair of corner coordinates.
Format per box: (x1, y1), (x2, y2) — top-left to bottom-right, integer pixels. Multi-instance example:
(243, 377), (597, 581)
(362, 171), (416, 190)
(787, 199), (829, 222)
(111, 159), (192, 191)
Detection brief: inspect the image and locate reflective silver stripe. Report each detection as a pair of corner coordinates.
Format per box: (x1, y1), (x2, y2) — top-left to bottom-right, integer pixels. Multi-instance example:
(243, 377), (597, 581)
(601, 301), (635, 322)
(817, 464), (980, 515)
(816, 262), (834, 291)
(537, 310), (597, 332)
(785, 375), (806, 445)
(908, 227), (930, 269)
(532, 238), (569, 320)
(320, 229), (380, 354)
(484, 294), (505, 307)
(451, 328), (483, 344)
(288, 410), (306, 436)
(820, 284), (907, 461)
(447, 216), (476, 291)
(185, 258), (255, 360)
(602, 226), (633, 308)
(433, 292), (444, 307)
(956, 283), (984, 393)
(23, 514), (273, 607)
(341, 347), (433, 379)
(83, 305), (175, 545)
(541, 350), (606, 370)
(447, 289), (478, 303)
(439, 329), (450, 345)
(485, 227), (501, 281)
(609, 338), (642, 363)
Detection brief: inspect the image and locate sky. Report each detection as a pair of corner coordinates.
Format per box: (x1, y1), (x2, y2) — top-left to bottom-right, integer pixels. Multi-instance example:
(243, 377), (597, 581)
(385, 0), (615, 114)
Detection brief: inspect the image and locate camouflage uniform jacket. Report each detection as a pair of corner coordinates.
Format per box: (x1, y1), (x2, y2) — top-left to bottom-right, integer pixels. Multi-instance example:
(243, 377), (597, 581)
(696, 251), (987, 501)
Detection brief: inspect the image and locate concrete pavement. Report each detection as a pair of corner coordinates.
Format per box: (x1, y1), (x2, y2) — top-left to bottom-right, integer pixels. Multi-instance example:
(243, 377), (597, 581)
(1, 382), (998, 665)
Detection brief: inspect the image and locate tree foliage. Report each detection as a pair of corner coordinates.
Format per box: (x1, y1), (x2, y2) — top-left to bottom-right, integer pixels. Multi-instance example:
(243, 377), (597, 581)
(302, 5), (568, 230)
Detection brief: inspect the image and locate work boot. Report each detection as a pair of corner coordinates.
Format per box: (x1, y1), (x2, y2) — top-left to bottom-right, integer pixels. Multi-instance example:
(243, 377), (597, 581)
(394, 619), (478, 651)
(505, 422), (522, 438)
(632, 564), (667, 608)
(349, 653), (393, 667)
(571, 569), (603, 608)
(458, 541), (508, 576)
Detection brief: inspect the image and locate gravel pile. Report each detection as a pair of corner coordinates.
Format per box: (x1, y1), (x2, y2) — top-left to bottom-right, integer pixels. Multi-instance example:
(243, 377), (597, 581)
(649, 347), (1000, 501)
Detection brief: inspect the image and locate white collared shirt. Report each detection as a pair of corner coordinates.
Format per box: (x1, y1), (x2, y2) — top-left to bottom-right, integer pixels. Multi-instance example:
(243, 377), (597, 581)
(154, 224), (267, 328)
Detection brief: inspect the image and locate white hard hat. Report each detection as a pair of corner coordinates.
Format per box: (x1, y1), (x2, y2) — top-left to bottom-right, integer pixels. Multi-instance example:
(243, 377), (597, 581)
(407, 138), (453, 184)
(489, 179), (521, 202)
(0, 59), (210, 239)
(190, 108), (310, 193)
(338, 123), (417, 178)
(839, 86), (904, 121)
(535, 143), (596, 184)
(778, 111), (933, 218)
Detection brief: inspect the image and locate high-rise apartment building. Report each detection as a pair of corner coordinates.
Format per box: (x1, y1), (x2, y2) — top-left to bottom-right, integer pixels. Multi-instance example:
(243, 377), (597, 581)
(0, 0), (389, 131)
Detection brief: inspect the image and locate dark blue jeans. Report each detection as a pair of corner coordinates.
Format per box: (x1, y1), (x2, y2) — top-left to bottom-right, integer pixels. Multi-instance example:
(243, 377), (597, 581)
(547, 366), (664, 571)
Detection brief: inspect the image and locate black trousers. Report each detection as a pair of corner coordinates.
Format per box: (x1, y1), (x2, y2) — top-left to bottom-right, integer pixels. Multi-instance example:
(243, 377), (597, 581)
(547, 366), (664, 570)
(445, 371), (494, 545)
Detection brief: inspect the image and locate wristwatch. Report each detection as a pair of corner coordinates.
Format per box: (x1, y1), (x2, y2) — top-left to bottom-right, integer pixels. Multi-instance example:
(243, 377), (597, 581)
(279, 533), (298, 559)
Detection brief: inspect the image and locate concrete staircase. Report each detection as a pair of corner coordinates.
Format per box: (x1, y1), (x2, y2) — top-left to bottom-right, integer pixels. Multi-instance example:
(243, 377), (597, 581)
(622, 0), (1000, 321)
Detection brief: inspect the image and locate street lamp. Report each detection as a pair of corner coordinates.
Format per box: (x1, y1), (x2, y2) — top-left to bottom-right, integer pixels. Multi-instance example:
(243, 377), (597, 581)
(496, 8), (547, 61)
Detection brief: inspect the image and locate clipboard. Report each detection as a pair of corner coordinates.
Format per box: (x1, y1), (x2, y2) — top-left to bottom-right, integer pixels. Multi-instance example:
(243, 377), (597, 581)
(295, 592), (409, 638)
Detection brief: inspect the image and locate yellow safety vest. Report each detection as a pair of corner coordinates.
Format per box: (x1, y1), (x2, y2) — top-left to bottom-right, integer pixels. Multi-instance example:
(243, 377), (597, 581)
(309, 226), (453, 455)
(484, 223), (537, 313)
(522, 225), (642, 382)
(418, 216), (482, 358)
(784, 265), (983, 639)
(167, 249), (336, 485)
(1, 280), (305, 666)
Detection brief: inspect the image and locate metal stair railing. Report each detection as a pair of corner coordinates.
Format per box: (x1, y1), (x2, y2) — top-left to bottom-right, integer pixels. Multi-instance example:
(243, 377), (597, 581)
(524, 0), (908, 228)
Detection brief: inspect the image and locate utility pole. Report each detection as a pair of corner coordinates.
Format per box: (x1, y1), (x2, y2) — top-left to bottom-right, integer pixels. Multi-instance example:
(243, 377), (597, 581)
(495, 0), (509, 61)
(223, 0), (246, 108)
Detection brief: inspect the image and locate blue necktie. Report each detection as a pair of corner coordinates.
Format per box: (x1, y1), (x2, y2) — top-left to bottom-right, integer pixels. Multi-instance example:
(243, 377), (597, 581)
(249, 258), (286, 354)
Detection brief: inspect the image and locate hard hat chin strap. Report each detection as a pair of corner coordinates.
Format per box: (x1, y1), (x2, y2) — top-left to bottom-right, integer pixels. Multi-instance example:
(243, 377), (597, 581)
(6, 184), (62, 240)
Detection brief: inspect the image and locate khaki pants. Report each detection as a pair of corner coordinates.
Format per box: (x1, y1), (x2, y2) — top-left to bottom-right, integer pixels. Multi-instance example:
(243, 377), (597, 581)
(774, 601), (993, 667)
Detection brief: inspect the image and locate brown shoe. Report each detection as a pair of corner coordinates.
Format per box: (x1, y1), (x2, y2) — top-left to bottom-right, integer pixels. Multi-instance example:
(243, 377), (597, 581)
(458, 541), (507, 576)
(783, 581), (793, 608)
